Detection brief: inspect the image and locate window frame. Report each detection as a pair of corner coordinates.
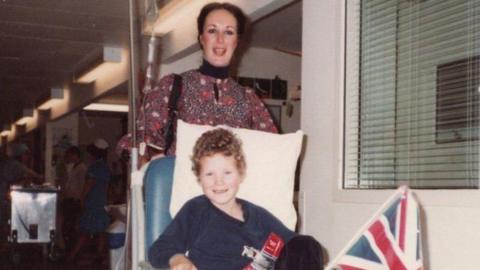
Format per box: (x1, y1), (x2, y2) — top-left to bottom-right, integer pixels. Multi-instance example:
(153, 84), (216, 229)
(341, 0), (480, 190)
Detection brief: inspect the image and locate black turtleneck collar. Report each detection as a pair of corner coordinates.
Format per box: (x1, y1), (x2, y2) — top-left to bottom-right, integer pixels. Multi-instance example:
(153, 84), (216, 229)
(198, 59), (230, 79)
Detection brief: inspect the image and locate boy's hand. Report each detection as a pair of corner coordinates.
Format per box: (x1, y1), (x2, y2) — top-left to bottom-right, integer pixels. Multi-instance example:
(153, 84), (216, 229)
(169, 254), (197, 270)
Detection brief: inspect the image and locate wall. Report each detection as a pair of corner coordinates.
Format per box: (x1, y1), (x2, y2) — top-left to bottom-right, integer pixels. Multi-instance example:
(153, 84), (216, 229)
(239, 48), (301, 133)
(301, 0), (480, 269)
(237, 47), (301, 100)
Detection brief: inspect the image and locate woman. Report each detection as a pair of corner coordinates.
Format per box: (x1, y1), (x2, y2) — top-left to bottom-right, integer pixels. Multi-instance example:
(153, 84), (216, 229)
(118, 2), (277, 159)
(67, 139), (111, 264)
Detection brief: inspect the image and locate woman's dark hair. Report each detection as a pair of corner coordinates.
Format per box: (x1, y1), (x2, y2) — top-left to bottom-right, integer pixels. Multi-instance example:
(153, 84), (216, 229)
(197, 2), (247, 40)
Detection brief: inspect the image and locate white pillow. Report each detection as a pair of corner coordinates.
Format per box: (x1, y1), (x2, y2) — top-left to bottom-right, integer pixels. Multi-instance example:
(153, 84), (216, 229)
(170, 120), (303, 230)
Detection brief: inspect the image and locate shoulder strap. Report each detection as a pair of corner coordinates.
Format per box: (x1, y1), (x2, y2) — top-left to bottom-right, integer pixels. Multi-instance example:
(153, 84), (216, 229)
(168, 74), (182, 110)
(163, 74), (182, 153)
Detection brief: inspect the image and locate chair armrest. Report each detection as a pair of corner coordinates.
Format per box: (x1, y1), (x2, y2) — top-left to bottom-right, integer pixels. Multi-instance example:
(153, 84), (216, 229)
(143, 156), (176, 268)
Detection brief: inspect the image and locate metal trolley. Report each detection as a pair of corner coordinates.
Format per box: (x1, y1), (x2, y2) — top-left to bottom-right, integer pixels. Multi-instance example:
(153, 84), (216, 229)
(8, 185), (59, 264)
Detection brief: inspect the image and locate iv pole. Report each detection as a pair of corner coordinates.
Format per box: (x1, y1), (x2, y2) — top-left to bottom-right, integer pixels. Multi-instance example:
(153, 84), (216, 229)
(127, 0), (159, 269)
(127, 0), (140, 268)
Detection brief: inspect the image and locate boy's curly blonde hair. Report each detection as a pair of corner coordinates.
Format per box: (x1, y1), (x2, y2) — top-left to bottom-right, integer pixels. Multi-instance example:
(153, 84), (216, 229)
(191, 128), (246, 177)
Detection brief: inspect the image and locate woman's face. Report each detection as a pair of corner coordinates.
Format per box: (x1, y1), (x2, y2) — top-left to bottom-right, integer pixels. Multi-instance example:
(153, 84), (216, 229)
(199, 9), (238, 67)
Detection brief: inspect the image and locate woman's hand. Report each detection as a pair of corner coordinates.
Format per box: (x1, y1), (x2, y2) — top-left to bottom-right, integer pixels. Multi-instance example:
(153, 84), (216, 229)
(169, 254), (197, 270)
(138, 148), (164, 169)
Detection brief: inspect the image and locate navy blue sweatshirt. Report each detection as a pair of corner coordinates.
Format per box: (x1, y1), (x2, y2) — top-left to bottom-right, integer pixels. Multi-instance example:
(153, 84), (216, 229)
(148, 195), (295, 270)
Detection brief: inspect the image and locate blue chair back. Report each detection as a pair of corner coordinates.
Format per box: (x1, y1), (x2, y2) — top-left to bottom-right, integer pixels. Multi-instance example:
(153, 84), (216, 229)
(144, 156), (175, 251)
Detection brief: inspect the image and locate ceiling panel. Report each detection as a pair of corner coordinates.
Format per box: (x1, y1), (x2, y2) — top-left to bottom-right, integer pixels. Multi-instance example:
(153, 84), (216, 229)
(0, 6), (129, 34)
(1, 0), (128, 17)
(0, 0), (131, 129)
(0, 21), (127, 44)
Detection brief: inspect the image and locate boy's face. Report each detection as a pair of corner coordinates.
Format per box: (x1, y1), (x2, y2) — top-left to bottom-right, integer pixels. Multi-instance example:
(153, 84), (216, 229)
(198, 153), (244, 212)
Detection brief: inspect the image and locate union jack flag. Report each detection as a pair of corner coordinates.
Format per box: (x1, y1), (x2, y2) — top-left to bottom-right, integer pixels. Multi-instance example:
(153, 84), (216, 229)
(328, 187), (423, 270)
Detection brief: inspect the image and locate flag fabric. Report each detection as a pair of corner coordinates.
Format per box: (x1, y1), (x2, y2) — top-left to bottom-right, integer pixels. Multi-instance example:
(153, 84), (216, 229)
(328, 187), (423, 270)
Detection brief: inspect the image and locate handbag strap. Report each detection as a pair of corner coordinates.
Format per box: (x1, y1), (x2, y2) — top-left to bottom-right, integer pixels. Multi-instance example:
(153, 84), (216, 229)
(163, 74), (182, 153)
(168, 74), (182, 111)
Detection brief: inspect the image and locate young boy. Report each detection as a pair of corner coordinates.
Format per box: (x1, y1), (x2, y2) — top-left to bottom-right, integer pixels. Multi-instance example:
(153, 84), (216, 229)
(148, 128), (298, 270)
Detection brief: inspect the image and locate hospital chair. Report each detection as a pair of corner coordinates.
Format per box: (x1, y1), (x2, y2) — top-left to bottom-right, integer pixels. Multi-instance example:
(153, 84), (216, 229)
(140, 156), (175, 270)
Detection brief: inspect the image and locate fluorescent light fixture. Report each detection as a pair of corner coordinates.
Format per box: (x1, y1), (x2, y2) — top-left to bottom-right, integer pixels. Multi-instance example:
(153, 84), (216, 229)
(76, 47), (122, 83)
(15, 109), (34, 125)
(0, 124), (10, 136)
(38, 87), (64, 110)
(83, 103), (129, 112)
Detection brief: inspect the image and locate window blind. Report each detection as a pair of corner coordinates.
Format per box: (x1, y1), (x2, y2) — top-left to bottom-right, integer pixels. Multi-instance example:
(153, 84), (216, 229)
(344, 0), (480, 189)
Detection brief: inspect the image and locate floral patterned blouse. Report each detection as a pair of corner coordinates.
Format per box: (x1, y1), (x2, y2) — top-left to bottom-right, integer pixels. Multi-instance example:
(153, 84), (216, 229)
(118, 69), (277, 155)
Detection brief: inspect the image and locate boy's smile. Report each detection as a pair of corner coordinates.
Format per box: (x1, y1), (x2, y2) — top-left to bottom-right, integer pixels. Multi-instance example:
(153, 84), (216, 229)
(198, 153), (244, 215)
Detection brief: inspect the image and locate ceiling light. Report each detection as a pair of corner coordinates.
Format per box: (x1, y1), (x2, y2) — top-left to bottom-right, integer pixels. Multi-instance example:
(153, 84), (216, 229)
(76, 47), (123, 83)
(0, 124), (11, 136)
(15, 109), (34, 125)
(83, 103), (129, 112)
(38, 87), (64, 110)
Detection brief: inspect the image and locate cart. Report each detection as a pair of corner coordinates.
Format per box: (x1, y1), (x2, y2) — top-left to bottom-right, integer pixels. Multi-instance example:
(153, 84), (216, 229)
(8, 185), (59, 265)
